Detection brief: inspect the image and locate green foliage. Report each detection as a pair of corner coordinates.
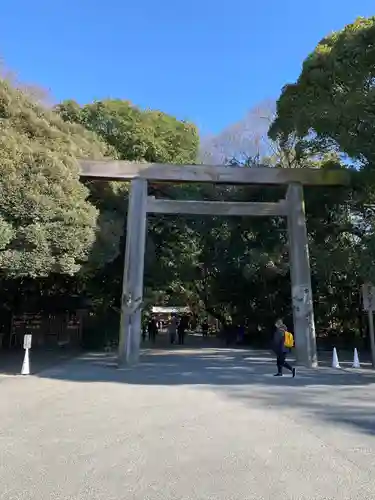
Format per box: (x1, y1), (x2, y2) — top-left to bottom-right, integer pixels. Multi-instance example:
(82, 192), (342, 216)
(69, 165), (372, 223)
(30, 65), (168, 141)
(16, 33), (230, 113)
(0, 78), (116, 278)
(143, 174), (289, 327)
(259, 16), (375, 346)
(268, 16), (375, 282)
(269, 17), (375, 166)
(54, 98), (200, 317)
(55, 99), (199, 164)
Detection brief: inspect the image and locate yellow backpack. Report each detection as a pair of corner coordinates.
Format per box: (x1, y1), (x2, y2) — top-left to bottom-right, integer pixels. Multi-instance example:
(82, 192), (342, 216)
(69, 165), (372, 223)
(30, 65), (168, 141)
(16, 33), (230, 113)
(284, 331), (294, 348)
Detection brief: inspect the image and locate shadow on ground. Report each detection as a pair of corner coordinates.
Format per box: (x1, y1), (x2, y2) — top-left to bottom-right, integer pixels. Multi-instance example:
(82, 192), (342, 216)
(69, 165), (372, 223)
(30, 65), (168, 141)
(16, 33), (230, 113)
(37, 347), (375, 388)
(32, 339), (375, 438)
(0, 348), (81, 376)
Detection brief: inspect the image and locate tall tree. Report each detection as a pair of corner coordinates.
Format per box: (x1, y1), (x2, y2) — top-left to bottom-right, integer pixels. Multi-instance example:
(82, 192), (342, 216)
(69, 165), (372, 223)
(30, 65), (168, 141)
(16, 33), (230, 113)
(56, 99), (199, 164)
(0, 78), (117, 279)
(56, 98), (200, 312)
(269, 17), (375, 167)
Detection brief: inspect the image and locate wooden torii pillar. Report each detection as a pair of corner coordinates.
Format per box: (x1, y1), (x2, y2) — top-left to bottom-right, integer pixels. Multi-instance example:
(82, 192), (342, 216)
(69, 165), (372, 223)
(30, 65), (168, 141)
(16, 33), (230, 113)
(79, 160), (349, 368)
(287, 183), (317, 367)
(118, 177), (148, 366)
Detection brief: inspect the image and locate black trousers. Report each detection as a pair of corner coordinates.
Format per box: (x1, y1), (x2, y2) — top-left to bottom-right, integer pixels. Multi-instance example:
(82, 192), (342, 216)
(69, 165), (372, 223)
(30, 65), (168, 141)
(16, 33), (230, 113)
(178, 330), (185, 345)
(276, 352), (293, 374)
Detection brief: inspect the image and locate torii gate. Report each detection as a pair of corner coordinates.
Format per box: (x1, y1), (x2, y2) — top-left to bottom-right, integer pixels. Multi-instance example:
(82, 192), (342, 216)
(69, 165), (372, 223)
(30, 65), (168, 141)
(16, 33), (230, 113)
(80, 160), (349, 368)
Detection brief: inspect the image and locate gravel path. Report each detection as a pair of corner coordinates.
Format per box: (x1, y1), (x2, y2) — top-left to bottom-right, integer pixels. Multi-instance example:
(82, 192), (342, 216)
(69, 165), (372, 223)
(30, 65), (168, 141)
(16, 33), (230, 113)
(1, 347), (375, 499)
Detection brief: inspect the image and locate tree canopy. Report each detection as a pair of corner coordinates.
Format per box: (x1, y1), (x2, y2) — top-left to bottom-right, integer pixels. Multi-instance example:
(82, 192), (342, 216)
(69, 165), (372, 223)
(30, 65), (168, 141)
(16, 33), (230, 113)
(54, 98), (201, 315)
(258, 16), (375, 348)
(0, 78), (119, 279)
(55, 99), (199, 164)
(269, 17), (375, 167)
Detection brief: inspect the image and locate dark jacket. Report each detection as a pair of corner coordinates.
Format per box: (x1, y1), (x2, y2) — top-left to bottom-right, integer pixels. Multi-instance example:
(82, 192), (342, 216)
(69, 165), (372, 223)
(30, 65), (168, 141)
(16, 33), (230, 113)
(148, 319), (158, 334)
(273, 328), (287, 355)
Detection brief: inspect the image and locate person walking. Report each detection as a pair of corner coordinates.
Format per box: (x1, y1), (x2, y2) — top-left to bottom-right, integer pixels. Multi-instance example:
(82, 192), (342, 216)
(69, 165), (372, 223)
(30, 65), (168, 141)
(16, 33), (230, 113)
(141, 323), (147, 342)
(273, 319), (296, 377)
(168, 314), (178, 344)
(237, 324), (245, 345)
(148, 316), (158, 343)
(201, 320), (209, 338)
(177, 315), (188, 345)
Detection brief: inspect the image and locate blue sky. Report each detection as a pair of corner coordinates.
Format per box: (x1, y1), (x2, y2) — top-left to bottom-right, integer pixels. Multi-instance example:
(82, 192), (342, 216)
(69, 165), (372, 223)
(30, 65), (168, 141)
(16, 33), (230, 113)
(1, 1), (374, 134)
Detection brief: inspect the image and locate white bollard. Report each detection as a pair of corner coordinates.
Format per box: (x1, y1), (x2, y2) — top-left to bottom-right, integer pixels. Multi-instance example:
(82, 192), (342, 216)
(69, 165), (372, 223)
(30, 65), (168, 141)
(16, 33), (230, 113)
(332, 347), (340, 368)
(21, 348), (30, 375)
(352, 348), (361, 369)
(21, 334), (32, 375)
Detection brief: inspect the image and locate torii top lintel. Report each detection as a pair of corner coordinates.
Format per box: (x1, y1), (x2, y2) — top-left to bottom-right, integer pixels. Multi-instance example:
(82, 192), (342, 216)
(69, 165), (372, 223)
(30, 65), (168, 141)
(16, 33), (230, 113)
(79, 160), (350, 186)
